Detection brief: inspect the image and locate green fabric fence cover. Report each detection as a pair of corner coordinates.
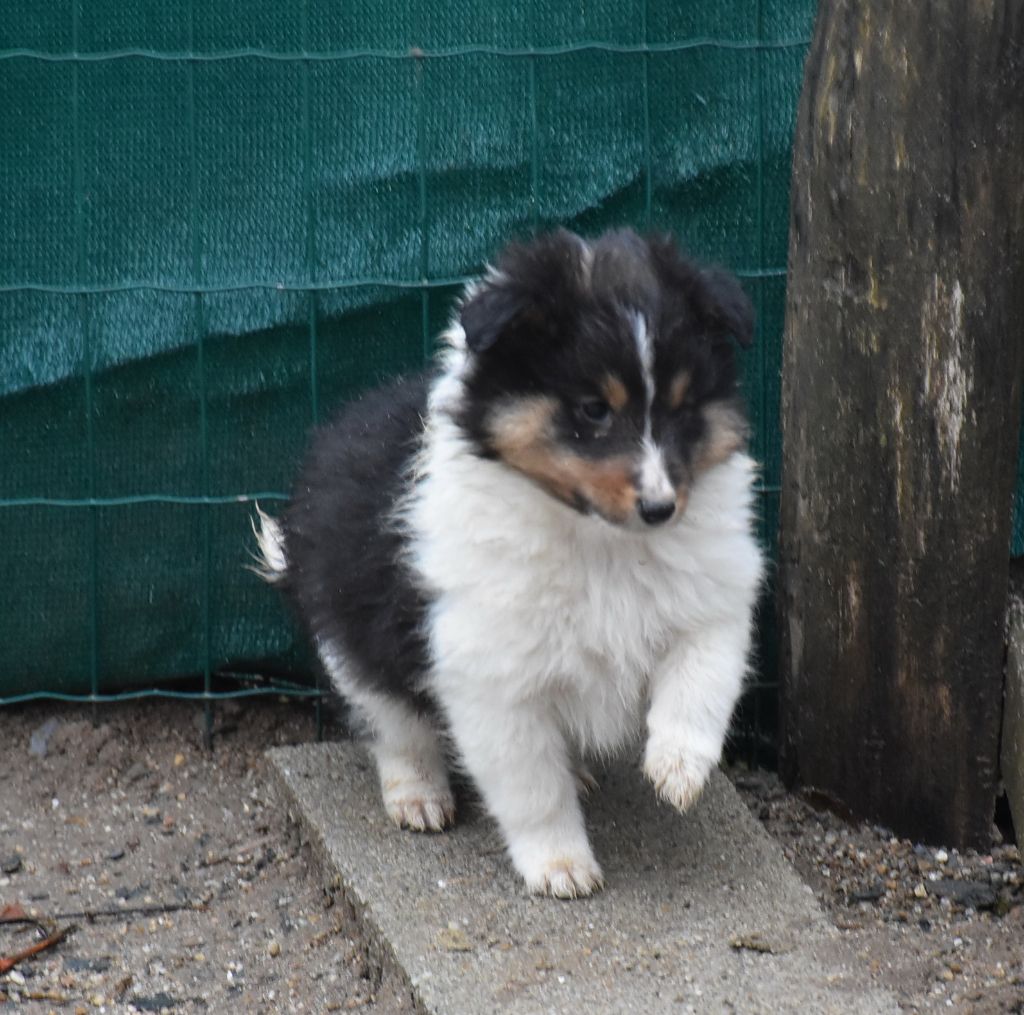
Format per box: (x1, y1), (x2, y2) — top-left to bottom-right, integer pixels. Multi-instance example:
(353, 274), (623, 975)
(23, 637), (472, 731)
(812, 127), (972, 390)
(1, 1), (816, 699)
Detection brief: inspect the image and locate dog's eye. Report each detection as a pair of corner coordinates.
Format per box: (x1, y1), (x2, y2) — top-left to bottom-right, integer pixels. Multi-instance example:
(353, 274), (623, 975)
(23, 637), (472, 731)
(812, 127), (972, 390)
(578, 399), (612, 425)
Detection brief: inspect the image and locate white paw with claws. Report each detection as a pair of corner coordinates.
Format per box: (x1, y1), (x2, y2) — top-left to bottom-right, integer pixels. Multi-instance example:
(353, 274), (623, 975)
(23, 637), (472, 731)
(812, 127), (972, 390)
(382, 780), (456, 832)
(524, 854), (605, 900)
(643, 742), (714, 813)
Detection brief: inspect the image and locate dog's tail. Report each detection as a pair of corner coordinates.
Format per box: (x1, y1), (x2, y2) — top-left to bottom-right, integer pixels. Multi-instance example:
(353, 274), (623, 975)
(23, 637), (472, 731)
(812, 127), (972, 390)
(248, 503), (288, 584)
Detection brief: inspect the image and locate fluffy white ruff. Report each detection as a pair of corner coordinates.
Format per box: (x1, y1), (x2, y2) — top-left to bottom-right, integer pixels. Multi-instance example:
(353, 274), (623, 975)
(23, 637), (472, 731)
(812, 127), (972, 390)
(393, 343), (764, 897)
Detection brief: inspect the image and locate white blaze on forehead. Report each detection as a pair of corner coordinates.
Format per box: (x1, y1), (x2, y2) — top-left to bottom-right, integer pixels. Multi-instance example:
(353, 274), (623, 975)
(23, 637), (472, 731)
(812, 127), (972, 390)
(630, 312), (673, 503)
(631, 311), (655, 411)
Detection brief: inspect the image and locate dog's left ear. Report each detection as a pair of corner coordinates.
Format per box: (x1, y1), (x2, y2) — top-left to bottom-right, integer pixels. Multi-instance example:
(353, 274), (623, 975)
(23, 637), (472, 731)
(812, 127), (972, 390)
(690, 267), (755, 348)
(648, 236), (755, 348)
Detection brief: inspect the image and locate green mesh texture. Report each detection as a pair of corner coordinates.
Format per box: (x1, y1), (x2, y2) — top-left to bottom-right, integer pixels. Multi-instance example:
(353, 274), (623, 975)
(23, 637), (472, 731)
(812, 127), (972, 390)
(1, 1), (815, 734)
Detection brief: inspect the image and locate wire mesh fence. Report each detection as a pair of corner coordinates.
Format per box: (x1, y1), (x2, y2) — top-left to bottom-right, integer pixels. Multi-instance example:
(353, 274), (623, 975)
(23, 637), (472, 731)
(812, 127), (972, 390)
(1, 1), (817, 763)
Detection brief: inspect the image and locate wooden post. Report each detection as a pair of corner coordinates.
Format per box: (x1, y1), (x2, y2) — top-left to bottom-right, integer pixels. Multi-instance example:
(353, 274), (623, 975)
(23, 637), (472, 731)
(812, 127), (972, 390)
(778, 0), (1024, 848)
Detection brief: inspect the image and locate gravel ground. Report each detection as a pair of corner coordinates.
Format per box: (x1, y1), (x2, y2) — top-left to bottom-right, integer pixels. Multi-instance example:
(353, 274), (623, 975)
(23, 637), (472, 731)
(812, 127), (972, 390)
(733, 770), (1024, 1013)
(0, 699), (413, 1014)
(1, 699), (1022, 1013)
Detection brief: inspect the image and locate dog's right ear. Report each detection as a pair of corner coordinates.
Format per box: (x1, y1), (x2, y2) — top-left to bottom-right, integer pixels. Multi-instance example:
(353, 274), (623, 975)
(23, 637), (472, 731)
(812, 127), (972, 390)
(459, 280), (524, 354)
(459, 230), (585, 354)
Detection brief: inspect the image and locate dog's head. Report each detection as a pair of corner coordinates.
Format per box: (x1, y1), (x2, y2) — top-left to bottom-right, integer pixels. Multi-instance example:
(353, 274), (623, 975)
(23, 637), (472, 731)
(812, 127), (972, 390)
(452, 228), (754, 529)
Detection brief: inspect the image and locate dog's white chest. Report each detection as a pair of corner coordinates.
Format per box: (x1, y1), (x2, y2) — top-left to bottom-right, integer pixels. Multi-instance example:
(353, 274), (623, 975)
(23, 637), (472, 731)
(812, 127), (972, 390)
(406, 437), (727, 742)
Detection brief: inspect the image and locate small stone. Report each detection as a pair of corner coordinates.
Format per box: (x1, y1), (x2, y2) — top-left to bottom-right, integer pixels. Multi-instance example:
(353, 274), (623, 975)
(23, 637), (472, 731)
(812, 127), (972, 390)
(935, 849), (949, 864)
(1, 855), (22, 875)
(926, 879), (997, 910)
(29, 717), (60, 758)
(123, 762), (149, 784)
(913, 883), (928, 899)
(7, 970), (25, 986)
(437, 927), (473, 952)
(268, 940), (281, 957)
(173, 753), (186, 767)
(938, 969), (954, 982)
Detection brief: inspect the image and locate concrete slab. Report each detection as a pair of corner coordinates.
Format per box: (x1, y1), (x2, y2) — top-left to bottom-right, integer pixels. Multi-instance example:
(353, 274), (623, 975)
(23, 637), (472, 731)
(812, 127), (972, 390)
(269, 742), (897, 1014)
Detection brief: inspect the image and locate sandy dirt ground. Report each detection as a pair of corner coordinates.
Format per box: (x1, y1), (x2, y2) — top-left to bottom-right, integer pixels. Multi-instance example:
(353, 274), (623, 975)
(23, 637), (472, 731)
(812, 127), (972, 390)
(1, 698), (1021, 1013)
(0, 699), (412, 1014)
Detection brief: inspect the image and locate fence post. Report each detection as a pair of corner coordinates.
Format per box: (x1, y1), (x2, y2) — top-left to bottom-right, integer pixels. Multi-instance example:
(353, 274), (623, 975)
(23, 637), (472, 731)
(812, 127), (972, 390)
(778, 0), (1024, 848)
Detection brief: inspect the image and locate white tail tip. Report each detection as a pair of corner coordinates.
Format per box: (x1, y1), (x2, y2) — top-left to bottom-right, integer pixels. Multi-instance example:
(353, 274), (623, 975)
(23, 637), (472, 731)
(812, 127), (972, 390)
(248, 503), (288, 583)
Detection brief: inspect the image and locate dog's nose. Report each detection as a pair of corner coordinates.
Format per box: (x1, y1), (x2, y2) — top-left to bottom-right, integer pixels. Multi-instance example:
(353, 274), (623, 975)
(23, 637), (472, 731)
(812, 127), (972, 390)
(638, 499), (675, 526)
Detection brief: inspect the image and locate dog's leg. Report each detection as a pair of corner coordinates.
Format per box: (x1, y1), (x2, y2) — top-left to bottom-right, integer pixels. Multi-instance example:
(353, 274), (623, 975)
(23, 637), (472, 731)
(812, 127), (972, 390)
(443, 695), (602, 898)
(319, 644), (454, 832)
(366, 702), (455, 832)
(643, 620), (751, 812)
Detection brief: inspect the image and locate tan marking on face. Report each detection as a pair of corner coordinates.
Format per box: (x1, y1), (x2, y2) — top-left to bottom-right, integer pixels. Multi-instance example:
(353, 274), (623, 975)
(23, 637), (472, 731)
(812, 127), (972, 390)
(696, 402), (748, 472)
(601, 375), (629, 413)
(674, 485), (690, 518)
(488, 397), (637, 524)
(487, 396), (558, 457)
(567, 456), (637, 522)
(668, 371), (691, 411)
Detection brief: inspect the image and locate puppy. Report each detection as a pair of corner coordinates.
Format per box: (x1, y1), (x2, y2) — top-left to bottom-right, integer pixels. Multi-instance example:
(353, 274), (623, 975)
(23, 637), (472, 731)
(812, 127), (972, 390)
(254, 228), (764, 898)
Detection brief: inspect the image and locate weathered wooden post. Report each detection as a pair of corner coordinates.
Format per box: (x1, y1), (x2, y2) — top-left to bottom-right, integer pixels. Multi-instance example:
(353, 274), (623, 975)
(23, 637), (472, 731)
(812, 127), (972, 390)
(778, 1), (1024, 848)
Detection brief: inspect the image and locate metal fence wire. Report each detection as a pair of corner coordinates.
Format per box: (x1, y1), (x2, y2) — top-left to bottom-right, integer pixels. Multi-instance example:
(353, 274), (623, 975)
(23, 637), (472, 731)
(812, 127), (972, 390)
(0, 2), (817, 764)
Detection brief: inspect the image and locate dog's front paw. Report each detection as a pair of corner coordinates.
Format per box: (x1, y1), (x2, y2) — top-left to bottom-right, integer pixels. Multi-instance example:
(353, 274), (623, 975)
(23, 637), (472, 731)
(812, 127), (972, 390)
(511, 835), (604, 899)
(382, 780), (456, 833)
(523, 853), (605, 900)
(643, 742), (714, 813)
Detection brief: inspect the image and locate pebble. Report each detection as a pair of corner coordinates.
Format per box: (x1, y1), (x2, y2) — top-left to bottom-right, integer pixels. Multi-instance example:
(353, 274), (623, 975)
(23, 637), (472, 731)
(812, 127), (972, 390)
(935, 849), (949, 864)
(123, 762), (150, 784)
(29, 717), (60, 758)
(268, 940), (281, 957)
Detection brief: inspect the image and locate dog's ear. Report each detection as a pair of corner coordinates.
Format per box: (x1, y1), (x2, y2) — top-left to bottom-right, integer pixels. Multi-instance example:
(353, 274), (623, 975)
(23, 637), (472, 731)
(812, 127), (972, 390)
(648, 236), (755, 348)
(459, 281), (524, 354)
(690, 266), (755, 348)
(459, 230), (585, 354)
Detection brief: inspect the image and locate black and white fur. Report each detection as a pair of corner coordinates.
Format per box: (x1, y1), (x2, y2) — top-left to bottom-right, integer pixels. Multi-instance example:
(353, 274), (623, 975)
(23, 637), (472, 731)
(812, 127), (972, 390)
(255, 229), (764, 898)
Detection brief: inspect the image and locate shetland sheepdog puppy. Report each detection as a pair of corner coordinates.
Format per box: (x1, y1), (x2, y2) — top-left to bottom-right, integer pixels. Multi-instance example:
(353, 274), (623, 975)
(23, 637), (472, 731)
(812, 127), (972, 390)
(254, 228), (764, 898)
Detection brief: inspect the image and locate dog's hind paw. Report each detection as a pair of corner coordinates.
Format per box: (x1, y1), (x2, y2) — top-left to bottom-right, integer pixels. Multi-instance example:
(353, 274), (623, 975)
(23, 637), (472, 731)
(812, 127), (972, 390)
(383, 785), (456, 833)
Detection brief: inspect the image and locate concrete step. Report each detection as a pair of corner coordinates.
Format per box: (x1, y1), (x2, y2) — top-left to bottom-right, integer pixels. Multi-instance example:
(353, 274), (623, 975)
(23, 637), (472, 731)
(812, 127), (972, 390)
(269, 742), (897, 1014)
